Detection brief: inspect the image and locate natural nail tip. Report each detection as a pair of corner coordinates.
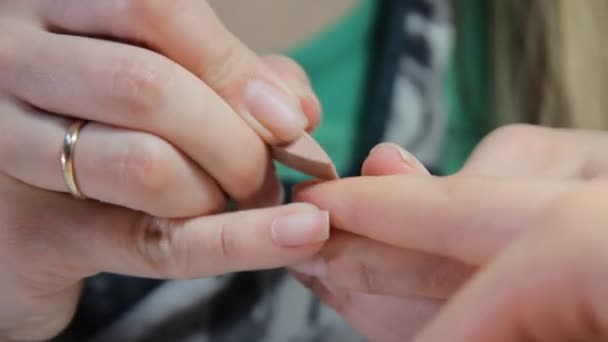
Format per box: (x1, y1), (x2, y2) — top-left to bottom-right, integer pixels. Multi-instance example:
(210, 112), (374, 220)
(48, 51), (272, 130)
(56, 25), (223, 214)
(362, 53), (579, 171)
(320, 211), (330, 239)
(245, 80), (308, 142)
(271, 210), (329, 248)
(291, 256), (328, 278)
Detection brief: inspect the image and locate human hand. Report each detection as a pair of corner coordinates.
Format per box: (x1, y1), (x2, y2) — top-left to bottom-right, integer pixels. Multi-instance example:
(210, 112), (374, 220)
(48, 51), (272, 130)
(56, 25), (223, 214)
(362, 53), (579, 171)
(0, 1), (327, 340)
(1, 0), (321, 216)
(292, 125), (608, 341)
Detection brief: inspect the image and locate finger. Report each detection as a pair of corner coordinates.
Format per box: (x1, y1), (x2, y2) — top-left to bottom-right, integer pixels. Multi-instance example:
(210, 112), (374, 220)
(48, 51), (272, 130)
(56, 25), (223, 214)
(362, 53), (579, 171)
(362, 143), (430, 176)
(39, 0), (318, 143)
(94, 204), (329, 278)
(415, 183), (608, 342)
(4, 31), (280, 208)
(2, 178), (330, 279)
(292, 272), (442, 342)
(291, 231), (472, 299)
(295, 175), (577, 265)
(261, 54), (321, 131)
(0, 102), (225, 217)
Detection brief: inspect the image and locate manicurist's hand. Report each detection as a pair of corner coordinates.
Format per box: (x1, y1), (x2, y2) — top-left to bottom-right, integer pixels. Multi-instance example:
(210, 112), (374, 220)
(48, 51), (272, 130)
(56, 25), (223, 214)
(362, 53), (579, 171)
(293, 125), (608, 341)
(0, 1), (326, 340)
(2, 0), (322, 215)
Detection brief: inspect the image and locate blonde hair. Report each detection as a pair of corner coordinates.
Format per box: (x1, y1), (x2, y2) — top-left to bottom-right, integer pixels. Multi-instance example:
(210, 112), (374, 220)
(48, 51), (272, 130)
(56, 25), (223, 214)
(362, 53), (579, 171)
(487, 0), (608, 129)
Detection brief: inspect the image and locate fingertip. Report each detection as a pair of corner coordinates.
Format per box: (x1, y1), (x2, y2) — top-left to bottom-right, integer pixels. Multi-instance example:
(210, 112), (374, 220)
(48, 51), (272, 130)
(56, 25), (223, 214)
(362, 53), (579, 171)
(362, 143), (429, 176)
(244, 79), (309, 144)
(291, 179), (324, 199)
(261, 54), (320, 133)
(301, 95), (322, 132)
(237, 162), (285, 209)
(270, 209), (329, 248)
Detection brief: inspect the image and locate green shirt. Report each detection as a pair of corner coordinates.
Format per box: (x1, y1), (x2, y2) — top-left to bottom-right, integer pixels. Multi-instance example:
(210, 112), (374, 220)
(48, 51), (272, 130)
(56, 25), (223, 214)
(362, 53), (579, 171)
(440, 0), (493, 174)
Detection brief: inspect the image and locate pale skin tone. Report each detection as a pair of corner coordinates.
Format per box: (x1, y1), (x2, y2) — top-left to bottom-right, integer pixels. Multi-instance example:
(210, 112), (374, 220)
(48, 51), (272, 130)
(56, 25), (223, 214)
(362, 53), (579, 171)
(293, 125), (608, 341)
(0, 1), (344, 340)
(2, 1), (607, 341)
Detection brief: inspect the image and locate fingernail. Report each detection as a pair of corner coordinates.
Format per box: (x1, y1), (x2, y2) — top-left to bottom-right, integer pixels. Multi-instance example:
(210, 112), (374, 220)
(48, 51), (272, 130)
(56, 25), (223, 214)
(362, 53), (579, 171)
(376, 143), (430, 174)
(245, 80), (309, 143)
(271, 211), (329, 247)
(300, 95), (322, 131)
(373, 143), (413, 165)
(396, 146), (417, 165)
(277, 184), (286, 204)
(291, 256), (327, 278)
(284, 76), (321, 128)
(391, 145), (431, 175)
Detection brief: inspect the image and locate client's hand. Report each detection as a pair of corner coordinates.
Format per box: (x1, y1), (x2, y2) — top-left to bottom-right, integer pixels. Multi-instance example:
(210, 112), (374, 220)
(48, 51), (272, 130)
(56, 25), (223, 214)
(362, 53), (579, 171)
(293, 125), (608, 341)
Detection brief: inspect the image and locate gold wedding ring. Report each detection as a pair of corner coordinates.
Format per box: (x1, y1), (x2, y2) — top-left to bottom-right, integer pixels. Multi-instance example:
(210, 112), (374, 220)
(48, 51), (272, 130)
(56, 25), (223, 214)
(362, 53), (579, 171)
(61, 120), (88, 199)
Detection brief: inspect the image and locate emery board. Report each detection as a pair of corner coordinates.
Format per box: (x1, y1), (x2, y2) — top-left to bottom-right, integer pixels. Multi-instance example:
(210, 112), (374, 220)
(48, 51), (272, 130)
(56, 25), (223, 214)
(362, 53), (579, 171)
(272, 133), (338, 180)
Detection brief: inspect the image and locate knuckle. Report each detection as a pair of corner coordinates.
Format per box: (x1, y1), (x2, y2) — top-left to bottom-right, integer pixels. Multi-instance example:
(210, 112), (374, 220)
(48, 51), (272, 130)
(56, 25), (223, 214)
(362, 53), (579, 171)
(200, 220), (240, 270)
(483, 124), (548, 151)
(199, 37), (250, 88)
(328, 256), (378, 293)
(229, 150), (270, 201)
(420, 258), (472, 297)
(115, 137), (177, 198)
(121, 0), (248, 89)
(353, 260), (377, 293)
(488, 123), (541, 140)
(263, 54), (308, 80)
(130, 215), (188, 277)
(110, 53), (174, 116)
(214, 221), (234, 261)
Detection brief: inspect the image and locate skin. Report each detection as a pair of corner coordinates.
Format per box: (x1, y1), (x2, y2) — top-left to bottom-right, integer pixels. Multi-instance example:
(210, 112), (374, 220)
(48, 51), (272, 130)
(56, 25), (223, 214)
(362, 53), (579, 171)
(293, 125), (608, 341)
(3, 2), (603, 341)
(0, 1), (334, 340)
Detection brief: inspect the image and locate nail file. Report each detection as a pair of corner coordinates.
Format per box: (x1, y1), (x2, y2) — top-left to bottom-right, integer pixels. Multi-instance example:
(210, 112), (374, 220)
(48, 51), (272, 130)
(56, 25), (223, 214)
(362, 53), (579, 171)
(272, 133), (338, 180)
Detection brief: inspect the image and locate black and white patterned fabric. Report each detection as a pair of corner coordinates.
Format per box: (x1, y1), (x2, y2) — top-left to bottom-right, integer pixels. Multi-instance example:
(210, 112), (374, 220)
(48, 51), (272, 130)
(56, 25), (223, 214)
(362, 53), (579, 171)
(54, 1), (453, 341)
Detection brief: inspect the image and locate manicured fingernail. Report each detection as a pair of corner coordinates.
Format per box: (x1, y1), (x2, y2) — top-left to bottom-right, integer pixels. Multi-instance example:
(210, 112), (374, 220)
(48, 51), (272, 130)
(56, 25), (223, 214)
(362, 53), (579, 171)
(271, 211), (329, 247)
(291, 256), (327, 278)
(378, 143), (430, 175)
(391, 144), (430, 175)
(397, 146), (417, 164)
(245, 80), (309, 143)
(372, 143), (412, 165)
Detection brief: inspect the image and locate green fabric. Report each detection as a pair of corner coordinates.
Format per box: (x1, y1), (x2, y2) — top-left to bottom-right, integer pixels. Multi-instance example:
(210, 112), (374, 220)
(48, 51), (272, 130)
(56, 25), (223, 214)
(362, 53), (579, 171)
(276, 0), (378, 180)
(440, 0), (493, 174)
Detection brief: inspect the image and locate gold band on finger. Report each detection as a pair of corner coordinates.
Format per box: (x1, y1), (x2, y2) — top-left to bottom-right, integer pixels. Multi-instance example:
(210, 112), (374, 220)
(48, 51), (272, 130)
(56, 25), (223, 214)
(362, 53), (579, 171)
(61, 120), (88, 199)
